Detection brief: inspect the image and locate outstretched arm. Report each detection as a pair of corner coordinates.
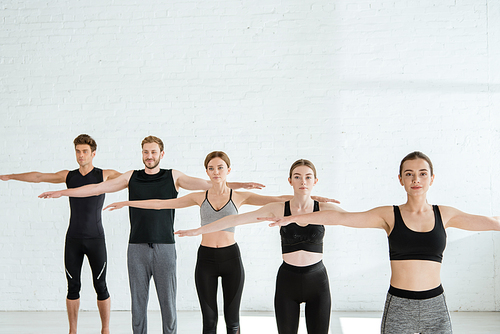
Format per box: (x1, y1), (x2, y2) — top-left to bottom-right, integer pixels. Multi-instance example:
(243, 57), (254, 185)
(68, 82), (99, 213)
(0, 170), (69, 184)
(441, 206), (500, 231)
(175, 202), (283, 237)
(238, 192), (340, 207)
(104, 192), (202, 211)
(172, 169), (265, 191)
(39, 170), (133, 199)
(227, 182), (265, 190)
(260, 205), (392, 234)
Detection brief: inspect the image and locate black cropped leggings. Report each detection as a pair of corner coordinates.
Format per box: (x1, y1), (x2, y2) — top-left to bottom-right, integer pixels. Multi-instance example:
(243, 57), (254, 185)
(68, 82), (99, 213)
(274, 261), (331, 334)
(195, 243), (244, 334)
(64, 236), (109, 300)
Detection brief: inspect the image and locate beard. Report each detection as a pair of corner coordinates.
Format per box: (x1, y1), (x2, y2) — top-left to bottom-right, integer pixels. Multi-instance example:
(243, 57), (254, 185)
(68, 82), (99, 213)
(143, 157), (160, 170)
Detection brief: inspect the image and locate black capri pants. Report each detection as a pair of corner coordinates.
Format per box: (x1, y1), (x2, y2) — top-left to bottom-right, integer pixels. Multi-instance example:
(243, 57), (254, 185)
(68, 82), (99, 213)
(64, 236), (109, 300)
(274, 260), (331, 334)
(195, 243), (245, 334)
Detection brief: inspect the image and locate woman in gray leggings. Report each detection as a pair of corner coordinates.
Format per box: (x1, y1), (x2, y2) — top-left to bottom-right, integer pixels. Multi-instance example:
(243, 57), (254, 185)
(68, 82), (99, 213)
(264, 151), (500, 334)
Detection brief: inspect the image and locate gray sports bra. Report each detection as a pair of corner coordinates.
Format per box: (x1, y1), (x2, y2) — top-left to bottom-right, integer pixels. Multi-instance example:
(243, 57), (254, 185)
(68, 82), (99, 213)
(200, 189), (238, 233)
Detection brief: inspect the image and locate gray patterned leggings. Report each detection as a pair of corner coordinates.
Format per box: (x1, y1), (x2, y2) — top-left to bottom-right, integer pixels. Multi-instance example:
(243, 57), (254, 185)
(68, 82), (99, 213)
(381, 286), (452, 334)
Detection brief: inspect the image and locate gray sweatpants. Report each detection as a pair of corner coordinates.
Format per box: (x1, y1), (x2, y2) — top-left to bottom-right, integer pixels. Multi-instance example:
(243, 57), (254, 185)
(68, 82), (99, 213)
(381, 292), (452, 334)
(128, 243), (177, 334)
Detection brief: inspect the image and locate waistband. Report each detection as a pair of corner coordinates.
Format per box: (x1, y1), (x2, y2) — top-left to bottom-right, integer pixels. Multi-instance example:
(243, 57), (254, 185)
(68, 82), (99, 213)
(197, 243), (241, 261)
(280, 260), (325, 274)
(388, 284), (444, 300)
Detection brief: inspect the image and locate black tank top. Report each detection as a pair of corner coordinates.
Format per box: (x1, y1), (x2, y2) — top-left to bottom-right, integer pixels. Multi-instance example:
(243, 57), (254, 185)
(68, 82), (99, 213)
(128, 169), (178, 244)
(389, 205), (446, 263)
(280, 201), (324, 254)
(65, 168), (105, 239)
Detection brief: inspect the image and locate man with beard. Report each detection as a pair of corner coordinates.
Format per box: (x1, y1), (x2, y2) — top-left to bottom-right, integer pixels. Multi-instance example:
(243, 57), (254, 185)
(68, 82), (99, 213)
(0, 134), (121, 334)
(39, 135), (263, 334)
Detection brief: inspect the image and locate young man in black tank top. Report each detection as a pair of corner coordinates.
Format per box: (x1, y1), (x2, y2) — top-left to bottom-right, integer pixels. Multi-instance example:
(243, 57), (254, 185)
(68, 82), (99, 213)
(0, 134), (121, 334)
(39, 135), (264, 334)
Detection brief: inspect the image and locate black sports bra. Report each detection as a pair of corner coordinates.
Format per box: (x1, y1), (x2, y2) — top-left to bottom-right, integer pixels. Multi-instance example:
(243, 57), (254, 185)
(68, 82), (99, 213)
(280, 201), (324, 254)
(388, 205), (446, 263)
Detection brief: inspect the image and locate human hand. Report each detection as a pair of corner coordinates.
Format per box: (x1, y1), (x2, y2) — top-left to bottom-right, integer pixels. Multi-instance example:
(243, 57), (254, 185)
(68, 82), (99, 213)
(38, 191), (62, 199)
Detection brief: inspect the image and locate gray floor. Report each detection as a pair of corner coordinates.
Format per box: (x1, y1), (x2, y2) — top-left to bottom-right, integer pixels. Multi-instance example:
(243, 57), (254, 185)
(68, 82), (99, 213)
(0, 310), (499, 333)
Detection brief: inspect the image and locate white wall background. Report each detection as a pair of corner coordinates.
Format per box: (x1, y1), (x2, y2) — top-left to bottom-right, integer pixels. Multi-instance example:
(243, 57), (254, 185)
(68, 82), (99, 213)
(1, 0), (499, 313)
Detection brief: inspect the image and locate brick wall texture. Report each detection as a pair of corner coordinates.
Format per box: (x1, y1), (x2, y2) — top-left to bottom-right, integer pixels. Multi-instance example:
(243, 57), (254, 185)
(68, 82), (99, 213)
(1, 0), (499, 312)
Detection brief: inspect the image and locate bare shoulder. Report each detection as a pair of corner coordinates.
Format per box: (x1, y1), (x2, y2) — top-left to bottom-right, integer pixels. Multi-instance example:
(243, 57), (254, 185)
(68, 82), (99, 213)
(57, 169), (70, 177)
(261, 201), (285, 214)
(435, 205), (461, 223)
(121, 170), (134, 179)
(232, 190), (253, 200)
(368, 205), (394, 221)
(114, 170), (134, 184)
(232, 190), (249, 196)
(319, 202), (347, 212)
(48, 170), (70, 183)
(372, 205), (394, 216)
(171, 169), (184, 180)
(102, 169), (122, 181)
(189, 191), (207, 204)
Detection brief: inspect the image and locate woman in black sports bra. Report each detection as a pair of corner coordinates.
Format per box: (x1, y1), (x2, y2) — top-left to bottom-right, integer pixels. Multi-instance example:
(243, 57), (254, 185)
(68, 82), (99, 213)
(176, 159), (345, 334)
(265, 151), (500, 334)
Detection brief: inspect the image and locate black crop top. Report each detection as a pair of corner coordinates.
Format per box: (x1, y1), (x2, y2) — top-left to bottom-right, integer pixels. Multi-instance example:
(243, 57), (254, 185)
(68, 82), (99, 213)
(388, 205), (446, 263)
(280, 201), (324, 254)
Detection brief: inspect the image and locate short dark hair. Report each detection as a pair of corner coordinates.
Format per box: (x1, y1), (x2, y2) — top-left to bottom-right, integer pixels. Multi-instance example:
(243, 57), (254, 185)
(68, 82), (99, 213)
(399, 151), (434, 176)
(73, 134), (97, 152)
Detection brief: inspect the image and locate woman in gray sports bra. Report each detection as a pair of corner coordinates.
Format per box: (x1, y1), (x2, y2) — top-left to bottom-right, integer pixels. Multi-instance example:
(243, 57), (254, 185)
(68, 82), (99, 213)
(265, 151), (500, 334)
(105, 152), (336, 334)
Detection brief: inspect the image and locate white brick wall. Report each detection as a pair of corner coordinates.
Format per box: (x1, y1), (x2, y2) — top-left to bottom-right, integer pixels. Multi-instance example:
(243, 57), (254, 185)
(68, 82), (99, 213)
(1, 0), (499, 313)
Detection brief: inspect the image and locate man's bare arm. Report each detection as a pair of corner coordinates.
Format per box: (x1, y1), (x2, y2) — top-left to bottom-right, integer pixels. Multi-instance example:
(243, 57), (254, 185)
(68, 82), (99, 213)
(39, 170), (133, 199)
(0, 170), (69, 184)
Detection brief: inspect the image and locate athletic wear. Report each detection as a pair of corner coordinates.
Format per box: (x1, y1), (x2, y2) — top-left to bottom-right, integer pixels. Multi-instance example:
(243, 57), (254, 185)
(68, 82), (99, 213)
(65, 237), (109, 300)
(384, 205), (452, 333)
(128, 169), (178, 244)
(66, 168), (105, 239)
(388, 285), (444, 300)
(389, 205), (446, 262)
(128, 243), (177, 334)
(197, 190), (242, 333)
(200, 189), (237, 233)
(195, 244), (244, 334)
(127, 169), (179, 334)
(280, 201), (323, 254)
(64, 167), (109, 301)
(276, 201), (331, 334)
(381, 286), (452, 334)
(274, 261), (331, 334)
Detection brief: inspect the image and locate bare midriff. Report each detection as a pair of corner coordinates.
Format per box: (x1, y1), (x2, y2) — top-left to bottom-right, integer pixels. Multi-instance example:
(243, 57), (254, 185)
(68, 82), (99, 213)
(390, 260), (442, 291)
(282, 250), (323, 267)
(201, 231), (236, 248)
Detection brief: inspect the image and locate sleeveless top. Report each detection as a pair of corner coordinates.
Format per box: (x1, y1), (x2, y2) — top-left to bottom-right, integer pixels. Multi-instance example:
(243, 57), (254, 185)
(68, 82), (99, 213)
(388, 205), (446, 263)
(200, 189), (238, 233)
(280, 200), (324, 254)
(66, 167), (105, 239)
(128, 169), (178, 244)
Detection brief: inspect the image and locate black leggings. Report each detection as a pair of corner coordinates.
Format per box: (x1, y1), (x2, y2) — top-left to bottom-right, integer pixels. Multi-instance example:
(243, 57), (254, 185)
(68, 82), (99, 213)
(274, 261), (331, 334)
(195, 243), (244, 334)
(64, 236), (109, 300)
